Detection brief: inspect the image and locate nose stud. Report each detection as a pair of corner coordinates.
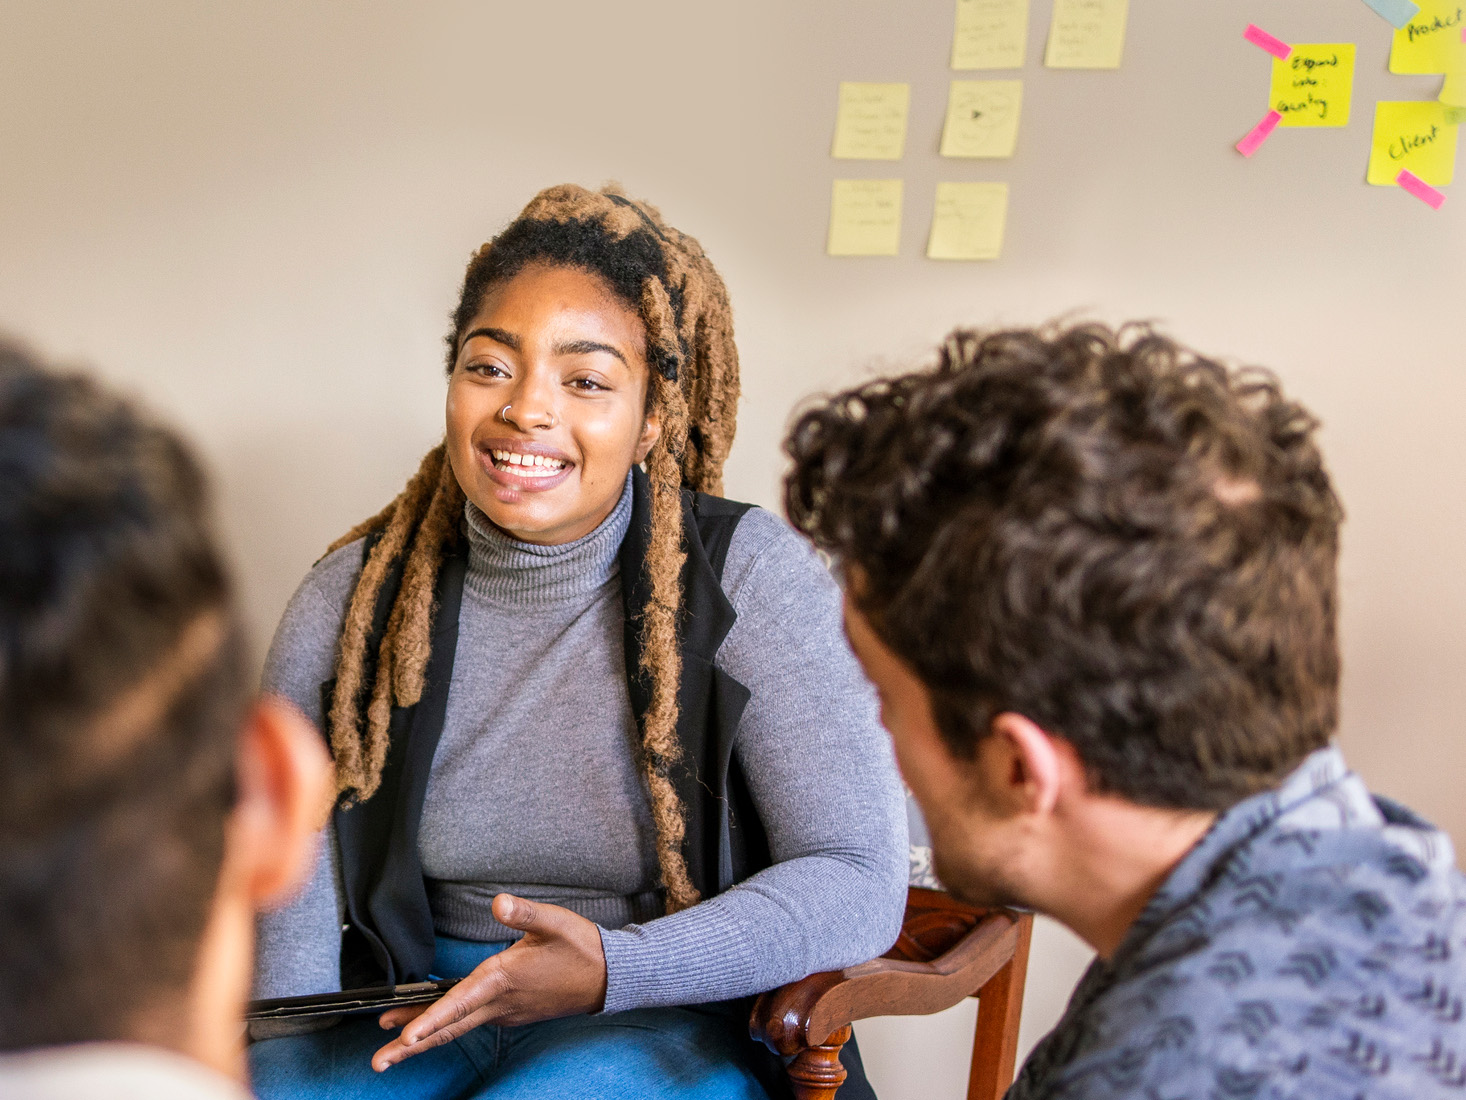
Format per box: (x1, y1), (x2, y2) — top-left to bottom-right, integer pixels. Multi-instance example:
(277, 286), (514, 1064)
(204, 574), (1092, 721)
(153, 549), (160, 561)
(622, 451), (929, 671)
(499, 404), (512, 423)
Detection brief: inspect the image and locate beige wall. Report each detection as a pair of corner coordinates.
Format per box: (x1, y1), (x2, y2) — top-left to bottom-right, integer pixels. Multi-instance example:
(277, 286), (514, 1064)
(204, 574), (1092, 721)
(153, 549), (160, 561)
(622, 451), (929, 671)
(2, 1), (1463, 1094)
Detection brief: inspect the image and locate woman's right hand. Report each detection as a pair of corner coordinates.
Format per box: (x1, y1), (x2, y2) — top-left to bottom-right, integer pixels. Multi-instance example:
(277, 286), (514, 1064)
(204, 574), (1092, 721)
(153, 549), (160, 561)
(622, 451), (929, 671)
(370, 893), (610, 1071)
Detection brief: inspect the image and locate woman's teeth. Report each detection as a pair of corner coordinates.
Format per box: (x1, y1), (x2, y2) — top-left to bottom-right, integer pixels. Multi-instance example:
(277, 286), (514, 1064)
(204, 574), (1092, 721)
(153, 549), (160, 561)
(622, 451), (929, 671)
(490, 450), (569, 478)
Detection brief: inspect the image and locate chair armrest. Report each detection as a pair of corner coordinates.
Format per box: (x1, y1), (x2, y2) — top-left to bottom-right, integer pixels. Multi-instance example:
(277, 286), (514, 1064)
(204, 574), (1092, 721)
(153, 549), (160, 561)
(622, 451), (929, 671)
(751, 890), (1027, 1056)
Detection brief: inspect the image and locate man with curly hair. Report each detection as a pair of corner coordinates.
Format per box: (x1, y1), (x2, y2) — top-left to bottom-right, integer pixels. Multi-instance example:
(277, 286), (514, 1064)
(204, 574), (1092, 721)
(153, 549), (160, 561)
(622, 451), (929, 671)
(784, 323), (1466, 1099)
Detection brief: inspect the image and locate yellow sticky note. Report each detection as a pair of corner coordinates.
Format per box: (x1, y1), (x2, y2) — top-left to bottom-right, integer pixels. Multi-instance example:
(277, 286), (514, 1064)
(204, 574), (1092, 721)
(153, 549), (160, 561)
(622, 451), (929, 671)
(951, 0), (1030, 70)
(831, 83), (910, 160)
(1390, 0), (1465, 74)
(927, 182), (1009, 260)
(1367, 100), (1459, 185)
(1045, 0), (1129, 69)
(1270, 44), (1356, 127)
(1443, 69), (1466, 108)
(941, 81), (1024, 157)
(828, 180), (904, 256)
(1442, 39), (1466, 106)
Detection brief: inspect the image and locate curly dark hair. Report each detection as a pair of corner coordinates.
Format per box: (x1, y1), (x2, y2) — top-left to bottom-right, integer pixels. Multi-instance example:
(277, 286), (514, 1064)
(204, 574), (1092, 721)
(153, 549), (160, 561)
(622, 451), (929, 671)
(0, 339), (249, 1048)
(784, 323), (1343, 811)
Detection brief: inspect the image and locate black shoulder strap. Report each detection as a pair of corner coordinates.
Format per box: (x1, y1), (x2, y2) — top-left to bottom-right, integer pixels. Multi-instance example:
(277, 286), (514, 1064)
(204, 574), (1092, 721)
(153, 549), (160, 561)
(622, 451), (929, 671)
(616, 470), (750, 718)
(690, 490), (754, 581)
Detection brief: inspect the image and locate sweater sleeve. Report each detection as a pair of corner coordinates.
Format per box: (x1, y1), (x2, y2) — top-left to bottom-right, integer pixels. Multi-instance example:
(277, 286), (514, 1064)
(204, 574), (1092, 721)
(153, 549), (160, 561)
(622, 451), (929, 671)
(250, 541), (364, 1000)
(596, 508), (908, 1012)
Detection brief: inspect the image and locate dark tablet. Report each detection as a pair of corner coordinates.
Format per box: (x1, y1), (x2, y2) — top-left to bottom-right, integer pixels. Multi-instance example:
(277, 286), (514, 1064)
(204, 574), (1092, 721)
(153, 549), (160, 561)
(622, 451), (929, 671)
(245, 979), (460, 1022)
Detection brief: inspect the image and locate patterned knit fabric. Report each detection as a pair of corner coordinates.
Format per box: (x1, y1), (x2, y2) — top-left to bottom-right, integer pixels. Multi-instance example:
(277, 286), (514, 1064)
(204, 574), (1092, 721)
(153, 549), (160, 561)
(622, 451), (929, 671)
(1010, 746), (1466, 1100)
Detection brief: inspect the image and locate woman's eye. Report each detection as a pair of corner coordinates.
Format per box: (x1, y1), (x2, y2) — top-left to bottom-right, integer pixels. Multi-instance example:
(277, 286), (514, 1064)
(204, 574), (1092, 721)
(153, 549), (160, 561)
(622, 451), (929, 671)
(569, 377), (609, 392)
(465, 361), (508, 378)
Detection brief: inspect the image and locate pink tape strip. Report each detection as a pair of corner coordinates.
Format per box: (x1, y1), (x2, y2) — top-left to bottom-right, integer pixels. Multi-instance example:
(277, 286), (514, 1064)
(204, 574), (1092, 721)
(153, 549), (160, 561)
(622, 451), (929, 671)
(1244, 24), (1293, 59)
(1396, 169), (1446, 209)
(1236, 110), (1283, 157)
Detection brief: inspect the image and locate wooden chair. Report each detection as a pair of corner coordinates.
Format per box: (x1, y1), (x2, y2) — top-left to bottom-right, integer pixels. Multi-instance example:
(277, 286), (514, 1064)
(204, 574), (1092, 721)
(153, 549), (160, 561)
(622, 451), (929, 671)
(750, 887), (1034, 1100)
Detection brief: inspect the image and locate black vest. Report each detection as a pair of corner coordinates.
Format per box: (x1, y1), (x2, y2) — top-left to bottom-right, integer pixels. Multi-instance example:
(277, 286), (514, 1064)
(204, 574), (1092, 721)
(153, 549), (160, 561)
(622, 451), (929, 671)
(327, 468), (772, 988)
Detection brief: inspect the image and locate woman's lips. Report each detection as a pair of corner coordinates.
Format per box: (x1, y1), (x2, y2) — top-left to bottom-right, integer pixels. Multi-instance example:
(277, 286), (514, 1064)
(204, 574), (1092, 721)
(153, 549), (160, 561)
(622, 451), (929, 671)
(475, 448), (576, 493)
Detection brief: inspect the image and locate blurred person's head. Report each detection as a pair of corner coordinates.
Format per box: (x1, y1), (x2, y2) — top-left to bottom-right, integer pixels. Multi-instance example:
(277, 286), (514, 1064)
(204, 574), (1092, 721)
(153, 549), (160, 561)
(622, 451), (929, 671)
(0, 341), (328, 1075)
(784, 323), (1341, 952)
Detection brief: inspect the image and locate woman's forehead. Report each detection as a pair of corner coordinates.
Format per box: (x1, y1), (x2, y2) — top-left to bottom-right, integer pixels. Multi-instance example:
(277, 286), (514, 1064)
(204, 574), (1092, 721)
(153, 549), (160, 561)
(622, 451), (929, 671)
(470, 263), (647, 358)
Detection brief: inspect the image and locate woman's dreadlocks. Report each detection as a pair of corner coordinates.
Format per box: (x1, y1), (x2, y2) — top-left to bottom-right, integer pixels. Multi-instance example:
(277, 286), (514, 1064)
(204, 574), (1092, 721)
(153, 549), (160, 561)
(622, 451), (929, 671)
(322, 184), (740, 913)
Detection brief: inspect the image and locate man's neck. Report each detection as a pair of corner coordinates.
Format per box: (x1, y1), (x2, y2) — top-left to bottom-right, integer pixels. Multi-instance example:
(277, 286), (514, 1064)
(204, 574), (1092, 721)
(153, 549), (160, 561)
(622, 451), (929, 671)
(1042, 798), (1217, 959)
(179, 887), (255, 1082)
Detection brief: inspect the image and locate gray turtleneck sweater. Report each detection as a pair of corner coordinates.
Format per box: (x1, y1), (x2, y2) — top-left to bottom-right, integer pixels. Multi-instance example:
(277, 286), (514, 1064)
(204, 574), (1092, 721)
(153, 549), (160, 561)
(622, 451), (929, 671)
(253, 478), (907, 1013)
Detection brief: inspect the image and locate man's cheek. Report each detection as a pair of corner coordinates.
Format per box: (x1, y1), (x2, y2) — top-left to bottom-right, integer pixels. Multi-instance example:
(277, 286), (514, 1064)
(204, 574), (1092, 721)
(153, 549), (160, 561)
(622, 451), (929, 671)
(888, 725), (939, 795)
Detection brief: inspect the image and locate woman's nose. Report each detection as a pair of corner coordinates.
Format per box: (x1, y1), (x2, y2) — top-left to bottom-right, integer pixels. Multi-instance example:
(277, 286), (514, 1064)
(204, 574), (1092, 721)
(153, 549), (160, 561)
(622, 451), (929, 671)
(503, 374), (558, 431)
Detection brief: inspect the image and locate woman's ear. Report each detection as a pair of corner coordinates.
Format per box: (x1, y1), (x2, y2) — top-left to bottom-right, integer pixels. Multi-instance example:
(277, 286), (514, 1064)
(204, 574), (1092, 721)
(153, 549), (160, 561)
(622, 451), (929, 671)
(634, 402), (662, 464)
(223, 696), (332, 907)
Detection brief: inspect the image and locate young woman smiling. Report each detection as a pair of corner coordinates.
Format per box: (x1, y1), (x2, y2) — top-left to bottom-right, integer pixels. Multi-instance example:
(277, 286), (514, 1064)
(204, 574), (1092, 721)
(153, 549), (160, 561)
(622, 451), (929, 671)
(246, 185), (907, 1100)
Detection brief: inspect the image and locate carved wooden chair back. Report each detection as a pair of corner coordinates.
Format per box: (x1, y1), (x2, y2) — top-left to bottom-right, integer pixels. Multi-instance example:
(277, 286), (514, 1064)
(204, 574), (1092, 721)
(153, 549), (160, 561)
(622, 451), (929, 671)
(752, 885), (1034, 1100)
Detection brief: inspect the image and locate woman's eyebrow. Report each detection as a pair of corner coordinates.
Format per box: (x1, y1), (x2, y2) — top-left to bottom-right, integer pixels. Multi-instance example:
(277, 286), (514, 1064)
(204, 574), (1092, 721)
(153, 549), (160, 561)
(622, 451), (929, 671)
(462, 326), (520, 350)
(555, 338), (627, 366)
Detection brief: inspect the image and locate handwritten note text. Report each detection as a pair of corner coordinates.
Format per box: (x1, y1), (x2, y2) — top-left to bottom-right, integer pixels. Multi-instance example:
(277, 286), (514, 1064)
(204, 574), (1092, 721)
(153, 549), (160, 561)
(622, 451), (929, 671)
(828, 180), (904, 256)
(1367, 100), (1459, 184)
(951, 0), (1030, 70)
(1044, 0), (1129, 69)
(1269, 44), (1356, 127)
(831, 83), (911, 160)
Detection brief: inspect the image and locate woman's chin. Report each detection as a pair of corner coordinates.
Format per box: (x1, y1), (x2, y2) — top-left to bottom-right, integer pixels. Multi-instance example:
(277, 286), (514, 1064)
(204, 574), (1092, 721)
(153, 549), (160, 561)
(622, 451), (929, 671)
(479, 499), (552, 539)
(474, 495), (594, 547)
(464, 461), (630, 546)
(469, 463), (578, 535)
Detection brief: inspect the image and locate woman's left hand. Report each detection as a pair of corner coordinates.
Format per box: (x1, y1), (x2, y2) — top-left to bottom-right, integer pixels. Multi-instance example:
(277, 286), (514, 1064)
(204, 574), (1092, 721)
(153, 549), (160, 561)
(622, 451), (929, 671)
(370, 893), (609, 1071)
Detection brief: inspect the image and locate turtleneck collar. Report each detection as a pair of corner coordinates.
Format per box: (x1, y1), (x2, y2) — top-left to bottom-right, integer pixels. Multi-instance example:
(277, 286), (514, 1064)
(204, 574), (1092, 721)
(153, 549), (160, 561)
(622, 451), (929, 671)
(462, 472), (634, 606)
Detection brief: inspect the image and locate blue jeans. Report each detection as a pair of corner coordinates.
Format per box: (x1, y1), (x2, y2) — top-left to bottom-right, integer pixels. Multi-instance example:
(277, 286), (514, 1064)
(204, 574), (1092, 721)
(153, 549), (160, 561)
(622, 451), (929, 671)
(248, 938), (776, 1100)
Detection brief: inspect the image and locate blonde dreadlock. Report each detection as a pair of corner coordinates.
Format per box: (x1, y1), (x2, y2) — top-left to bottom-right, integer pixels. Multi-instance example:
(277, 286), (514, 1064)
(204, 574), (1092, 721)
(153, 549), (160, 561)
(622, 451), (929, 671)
(324, 184), (740, 913)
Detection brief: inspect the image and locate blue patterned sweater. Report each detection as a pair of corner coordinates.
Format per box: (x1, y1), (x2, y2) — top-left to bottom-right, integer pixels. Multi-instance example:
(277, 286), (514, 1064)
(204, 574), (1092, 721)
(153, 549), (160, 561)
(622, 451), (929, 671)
(1010, 747), (1466, 1100)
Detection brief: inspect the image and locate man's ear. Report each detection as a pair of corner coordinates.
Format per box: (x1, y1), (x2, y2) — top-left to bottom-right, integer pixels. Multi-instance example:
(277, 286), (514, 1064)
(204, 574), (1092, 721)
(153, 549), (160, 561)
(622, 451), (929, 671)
(634, 402), (662, 464)
(224, 696), (332, 908)
(985, 711), (1065, 817)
